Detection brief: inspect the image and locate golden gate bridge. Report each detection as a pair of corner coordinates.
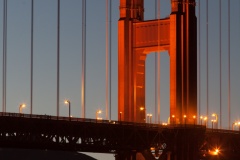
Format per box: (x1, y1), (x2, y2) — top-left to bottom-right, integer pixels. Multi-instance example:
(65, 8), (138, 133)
(0, 0), (240, 160)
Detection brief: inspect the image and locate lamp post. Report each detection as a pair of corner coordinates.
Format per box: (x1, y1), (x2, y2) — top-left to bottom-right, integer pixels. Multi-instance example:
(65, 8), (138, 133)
(96, 110), (102, 120)
(119, 112), (122, 121)
(149, 114), (152, 124)
(212, 113), (218, 129)
(204, 117), (208, 126)
(211, 120), (214, 130)
(64, 100), (71, 118)
(200, 116), (203, 125)
(232, 122), (238, 130)
(183, 115), (187, 125)
(146, 113), (152, 123)
(146, 114), (150, 123)
(238, 122), (240, 131)
(140, 106), (145, 122)
(19, 104), (26, 114)
(172, 115), (175, 124)
(193, 115), (196, 125)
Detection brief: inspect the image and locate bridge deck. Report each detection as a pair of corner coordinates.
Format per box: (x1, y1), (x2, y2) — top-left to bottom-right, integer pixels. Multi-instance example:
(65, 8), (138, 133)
(0, 112), (239, 159)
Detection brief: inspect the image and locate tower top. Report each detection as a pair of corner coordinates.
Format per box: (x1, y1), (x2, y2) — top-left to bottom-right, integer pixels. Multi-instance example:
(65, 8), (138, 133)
(119, 0), (144, 20)
(171, 0), (196, 13)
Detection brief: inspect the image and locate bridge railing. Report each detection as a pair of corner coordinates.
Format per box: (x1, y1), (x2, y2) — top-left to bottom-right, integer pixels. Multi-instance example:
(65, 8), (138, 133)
(0, 112), (207, 130)
(206, 128), (240, 134)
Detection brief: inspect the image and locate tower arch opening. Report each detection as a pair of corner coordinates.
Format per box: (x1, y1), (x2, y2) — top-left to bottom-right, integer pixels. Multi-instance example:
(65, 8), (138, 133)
(145, 51), (170, 124)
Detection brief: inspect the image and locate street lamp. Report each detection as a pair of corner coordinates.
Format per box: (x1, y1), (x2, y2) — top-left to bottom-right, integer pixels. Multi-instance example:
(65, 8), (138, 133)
(232, 122), (238, 130)
(200, 116), (203, 125)
(149, 114), (152, 123)
(193, 115), (196, 125)
(119, 112), (122, 121)
(146, 114), (150, 123)
(146, 114), (152, 123)
(19, 104), (26, 114)
(64, 100), (71, 118)
(96, 110), (102, 120)
(204, 117), (208, 126)
(211, 120), (215, 130)
(140, 106), (145, 122)
(172, 115), (175, 124)
(183, 115), (187, 125)
(212, 113), (218, 129)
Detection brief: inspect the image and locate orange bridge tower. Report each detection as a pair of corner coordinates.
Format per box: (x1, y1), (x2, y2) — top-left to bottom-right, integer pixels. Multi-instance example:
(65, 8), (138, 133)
(118, 0), (197, 124)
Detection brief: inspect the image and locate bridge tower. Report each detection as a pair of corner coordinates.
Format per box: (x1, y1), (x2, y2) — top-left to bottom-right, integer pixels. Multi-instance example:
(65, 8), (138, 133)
(118, 0), (197, 124)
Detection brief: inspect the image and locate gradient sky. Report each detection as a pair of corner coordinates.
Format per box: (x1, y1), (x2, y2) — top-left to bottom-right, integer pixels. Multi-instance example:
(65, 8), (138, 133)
(0, 0), (240, 159)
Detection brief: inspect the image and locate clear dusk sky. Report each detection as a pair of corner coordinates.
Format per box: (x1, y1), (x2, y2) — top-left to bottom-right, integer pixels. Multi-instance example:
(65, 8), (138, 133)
(0, 0), (240, 159)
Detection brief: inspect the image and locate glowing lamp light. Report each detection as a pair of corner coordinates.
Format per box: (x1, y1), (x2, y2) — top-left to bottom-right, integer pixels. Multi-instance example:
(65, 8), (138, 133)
(209, 148), (220, 156)
(19, 103), (26, 113)
(96, 109), (102, 120)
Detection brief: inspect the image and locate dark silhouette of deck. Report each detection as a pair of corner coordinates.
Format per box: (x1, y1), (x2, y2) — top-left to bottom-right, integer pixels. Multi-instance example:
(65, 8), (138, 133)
(0, 112), (239, 159)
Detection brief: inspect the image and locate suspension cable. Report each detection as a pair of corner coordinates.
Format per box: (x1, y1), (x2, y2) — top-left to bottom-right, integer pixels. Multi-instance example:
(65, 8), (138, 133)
(2, 0), (5, 112)
(56, 0), (60, 117)
(219, 0), (222, 129)
(106, 0), (109, 120)
(198, 0), (201, 121)
(109, 0), (112, 120)
(206, 0), (209, 125)
(154, 0), (161, 124)
(30, 0), (34, 115)
(2, 0), (7, 112)
(155, 0), (157, 124)
(228, 0), (231, 130)
(157, 0), (161, 123)
(81, 0), (86, 118)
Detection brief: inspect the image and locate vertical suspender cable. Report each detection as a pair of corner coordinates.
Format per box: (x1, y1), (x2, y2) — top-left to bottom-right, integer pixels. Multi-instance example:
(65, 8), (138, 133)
(181, 1), (184, 121)
(30, 0), (34, 115)
(198, 0), (201, 121)
(186, 0), (190, 117)
(2, 0), (7, 112)
(157, 0), (161, 123)
(228, 0), (231, 130)
(81, 0), (86, 118)
(2, 0), (5, 112)
(219, 0), (222, 129)
(2, 0), (6, 112)
(56, 0), (60, 117)
(105, 0), (109, 120)
(154, 0), (157, 123)
(109, 0), (112, 120)
(206, 0), (209, 124)
(154, 0), (160, 123)
(4, 0), (7, 113)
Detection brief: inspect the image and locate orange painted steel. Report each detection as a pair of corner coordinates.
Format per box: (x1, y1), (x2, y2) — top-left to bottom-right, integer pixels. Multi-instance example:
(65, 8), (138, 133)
(118, 0), (197, 124)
